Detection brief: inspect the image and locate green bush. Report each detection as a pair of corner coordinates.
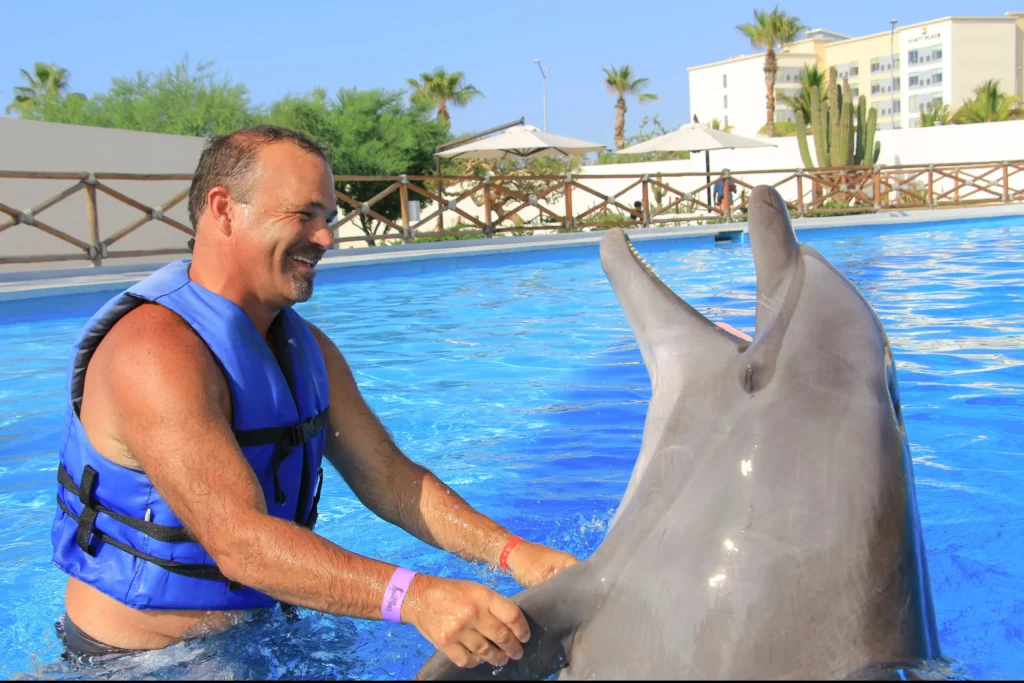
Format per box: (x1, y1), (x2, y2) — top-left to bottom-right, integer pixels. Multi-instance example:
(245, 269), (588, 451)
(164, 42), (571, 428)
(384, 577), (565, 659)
(411, 225), (486, 243)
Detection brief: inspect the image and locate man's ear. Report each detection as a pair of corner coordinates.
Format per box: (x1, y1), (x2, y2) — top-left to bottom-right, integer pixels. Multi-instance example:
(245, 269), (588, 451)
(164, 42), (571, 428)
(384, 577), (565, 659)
(205, 186), (235, 237)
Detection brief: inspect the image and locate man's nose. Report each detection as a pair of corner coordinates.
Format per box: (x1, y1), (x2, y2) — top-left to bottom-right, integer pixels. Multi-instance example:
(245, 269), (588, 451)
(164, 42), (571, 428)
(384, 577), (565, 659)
(311, 220), (334, 250)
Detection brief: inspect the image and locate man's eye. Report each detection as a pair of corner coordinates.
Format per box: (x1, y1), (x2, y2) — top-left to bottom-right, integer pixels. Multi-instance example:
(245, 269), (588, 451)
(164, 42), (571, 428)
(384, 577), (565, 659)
(298, 211), (313, 220)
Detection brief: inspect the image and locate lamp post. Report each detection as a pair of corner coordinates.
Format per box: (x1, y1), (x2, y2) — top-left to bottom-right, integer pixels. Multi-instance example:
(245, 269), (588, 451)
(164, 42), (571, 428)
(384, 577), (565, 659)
(533, 59), (550, 132)
(890, 19), (898, 129)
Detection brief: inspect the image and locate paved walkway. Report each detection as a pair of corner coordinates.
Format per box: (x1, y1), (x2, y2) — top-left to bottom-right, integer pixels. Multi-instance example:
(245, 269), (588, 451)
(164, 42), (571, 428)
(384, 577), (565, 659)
(2, 204), (1022, 302)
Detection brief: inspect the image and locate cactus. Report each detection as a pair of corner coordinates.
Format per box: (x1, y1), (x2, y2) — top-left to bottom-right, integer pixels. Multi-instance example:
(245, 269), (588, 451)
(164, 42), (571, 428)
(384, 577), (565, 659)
(795, 66), (881, 169)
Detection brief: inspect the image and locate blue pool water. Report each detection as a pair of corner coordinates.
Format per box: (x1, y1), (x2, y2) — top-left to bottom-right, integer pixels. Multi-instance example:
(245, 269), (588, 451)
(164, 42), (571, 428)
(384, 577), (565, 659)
(1, 219), (1022, 680)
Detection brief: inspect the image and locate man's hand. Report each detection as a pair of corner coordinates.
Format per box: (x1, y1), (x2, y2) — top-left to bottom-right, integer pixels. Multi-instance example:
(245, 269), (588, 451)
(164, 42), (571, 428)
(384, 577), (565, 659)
(505, 541), (579, 588)
(715, 321), (754, 342)
(402, 575), (530, 669)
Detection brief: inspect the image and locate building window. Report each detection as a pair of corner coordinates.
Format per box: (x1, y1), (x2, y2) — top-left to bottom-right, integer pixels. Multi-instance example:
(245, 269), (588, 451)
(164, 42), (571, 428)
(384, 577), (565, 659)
(894, 99), (901, 113)
(908, 68), (943, 90)
(723, 74), (727, 88)
(871, 78), (898, 96)
(850, 64), (859, 76)
(908, 94), (940, 112)
(932, 47), (942, 61)
(724, 115), (729, 127)
(724, 95), (728, 108)
(908, 49), (919, 65)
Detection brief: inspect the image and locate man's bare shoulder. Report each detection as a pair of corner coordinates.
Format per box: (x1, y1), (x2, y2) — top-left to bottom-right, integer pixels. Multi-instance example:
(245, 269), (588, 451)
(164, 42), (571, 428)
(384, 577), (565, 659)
(306, 321), (346, 367)
(89, 303), (229, 407)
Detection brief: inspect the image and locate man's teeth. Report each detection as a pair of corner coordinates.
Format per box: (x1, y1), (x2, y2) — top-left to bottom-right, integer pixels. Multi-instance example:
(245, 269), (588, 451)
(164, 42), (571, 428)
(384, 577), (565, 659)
(292, 256), (316, 266)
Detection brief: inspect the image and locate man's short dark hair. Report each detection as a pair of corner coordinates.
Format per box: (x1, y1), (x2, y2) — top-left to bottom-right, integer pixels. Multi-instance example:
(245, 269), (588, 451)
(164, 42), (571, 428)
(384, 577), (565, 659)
(187, 125), (329, 229)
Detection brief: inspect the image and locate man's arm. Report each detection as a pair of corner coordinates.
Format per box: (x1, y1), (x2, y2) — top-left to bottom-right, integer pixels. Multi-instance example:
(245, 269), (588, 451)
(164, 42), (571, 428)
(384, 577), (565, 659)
(104, 305), (530, 669)
(309, 323), (578, 587)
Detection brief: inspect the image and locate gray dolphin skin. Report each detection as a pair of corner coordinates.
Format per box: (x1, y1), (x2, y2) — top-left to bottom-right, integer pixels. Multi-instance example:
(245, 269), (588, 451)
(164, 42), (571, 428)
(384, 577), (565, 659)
(415, 185), (941, 680)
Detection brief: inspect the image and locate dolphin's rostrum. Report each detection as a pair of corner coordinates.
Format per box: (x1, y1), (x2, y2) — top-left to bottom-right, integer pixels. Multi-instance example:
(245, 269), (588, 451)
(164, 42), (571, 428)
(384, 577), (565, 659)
(416, 185), (941, 680)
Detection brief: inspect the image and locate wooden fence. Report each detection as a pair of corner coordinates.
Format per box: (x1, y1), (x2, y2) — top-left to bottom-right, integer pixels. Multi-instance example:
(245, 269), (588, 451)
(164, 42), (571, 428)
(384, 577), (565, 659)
(3, 160), (1024, 266)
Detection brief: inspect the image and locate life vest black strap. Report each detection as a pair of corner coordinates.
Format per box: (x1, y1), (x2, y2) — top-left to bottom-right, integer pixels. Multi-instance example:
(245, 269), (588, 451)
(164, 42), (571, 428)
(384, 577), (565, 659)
(305, 467), (325, 531)
(74, 466), (99, 555)
(56, 495), (230, 583)
(233, 408), (330, 449)
(58, 465), (193, 544)
(233, 408), (330, 505)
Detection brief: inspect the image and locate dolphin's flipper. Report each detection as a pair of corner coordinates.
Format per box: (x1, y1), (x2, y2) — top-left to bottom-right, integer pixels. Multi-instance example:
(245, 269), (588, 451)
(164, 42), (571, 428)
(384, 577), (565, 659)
(415, 562), (594, 681)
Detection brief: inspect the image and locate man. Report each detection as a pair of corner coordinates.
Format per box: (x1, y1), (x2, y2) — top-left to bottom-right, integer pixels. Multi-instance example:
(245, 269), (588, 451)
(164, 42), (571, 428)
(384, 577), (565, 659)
(51, 125), (577, 669)
(712, 177), (737, 211)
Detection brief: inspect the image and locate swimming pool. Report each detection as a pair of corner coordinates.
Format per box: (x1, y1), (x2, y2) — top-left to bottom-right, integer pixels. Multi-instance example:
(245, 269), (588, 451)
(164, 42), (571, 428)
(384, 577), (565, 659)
(1, 218), (1022, 680)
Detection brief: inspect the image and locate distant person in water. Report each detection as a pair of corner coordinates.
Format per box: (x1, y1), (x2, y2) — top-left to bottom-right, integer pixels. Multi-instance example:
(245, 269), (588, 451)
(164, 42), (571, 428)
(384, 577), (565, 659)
(50, 125), (578, 668)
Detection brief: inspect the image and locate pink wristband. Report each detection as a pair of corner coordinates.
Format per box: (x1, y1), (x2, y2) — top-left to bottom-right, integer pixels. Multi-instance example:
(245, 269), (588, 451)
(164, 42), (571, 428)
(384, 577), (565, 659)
(381, 567), (417, 624)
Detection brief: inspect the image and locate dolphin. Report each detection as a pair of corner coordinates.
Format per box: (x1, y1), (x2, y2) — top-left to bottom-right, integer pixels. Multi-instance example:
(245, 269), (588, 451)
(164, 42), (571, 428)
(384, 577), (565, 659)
(415, 185), (941, 680)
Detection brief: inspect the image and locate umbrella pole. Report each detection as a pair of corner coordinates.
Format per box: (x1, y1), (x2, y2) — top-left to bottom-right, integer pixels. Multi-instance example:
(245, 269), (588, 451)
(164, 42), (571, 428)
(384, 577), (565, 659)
(705, 150), (712, 210)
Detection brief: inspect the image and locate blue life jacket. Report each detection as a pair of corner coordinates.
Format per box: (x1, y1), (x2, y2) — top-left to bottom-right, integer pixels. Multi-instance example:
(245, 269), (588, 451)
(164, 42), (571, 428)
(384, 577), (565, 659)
(50, 260), (330, 611)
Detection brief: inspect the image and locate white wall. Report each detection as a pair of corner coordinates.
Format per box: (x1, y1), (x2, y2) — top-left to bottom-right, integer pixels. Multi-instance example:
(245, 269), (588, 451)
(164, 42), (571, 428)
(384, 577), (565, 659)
(0, 118), (383, 267)
(418, 120), (1024, 232)
(563, 119), (1024, 213)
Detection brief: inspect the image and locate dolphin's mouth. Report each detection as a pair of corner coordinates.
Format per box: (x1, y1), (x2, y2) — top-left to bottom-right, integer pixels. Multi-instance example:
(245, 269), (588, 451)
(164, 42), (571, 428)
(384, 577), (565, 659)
(622, 232), (660, 279)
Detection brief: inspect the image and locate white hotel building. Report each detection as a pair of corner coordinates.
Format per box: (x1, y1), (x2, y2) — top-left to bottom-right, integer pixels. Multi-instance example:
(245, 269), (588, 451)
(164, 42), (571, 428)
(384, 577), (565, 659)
(687, 12), (1024, 136)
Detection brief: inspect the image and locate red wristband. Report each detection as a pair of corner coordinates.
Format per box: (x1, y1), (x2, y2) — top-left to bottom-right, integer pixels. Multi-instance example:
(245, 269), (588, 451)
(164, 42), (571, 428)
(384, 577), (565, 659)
(499, 536), (524, 572)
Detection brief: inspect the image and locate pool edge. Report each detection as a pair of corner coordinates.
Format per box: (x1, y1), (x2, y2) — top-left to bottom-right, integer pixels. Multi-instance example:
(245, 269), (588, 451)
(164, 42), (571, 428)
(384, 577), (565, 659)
(2, 204), (1023, 302)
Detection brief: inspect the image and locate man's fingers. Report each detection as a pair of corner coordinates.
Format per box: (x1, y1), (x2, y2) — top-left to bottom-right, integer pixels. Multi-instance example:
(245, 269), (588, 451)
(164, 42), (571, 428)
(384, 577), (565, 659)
(476, 614), (525, 661)
(458, 631), (509, 668)
(488, 594), (531, 644)
(714, 321), (753, 342)
(443, 643), (481, 669)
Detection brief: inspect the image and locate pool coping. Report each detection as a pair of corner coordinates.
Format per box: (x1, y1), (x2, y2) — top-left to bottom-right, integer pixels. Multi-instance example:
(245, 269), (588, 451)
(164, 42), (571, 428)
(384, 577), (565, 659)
(2, 203), (1022, 302)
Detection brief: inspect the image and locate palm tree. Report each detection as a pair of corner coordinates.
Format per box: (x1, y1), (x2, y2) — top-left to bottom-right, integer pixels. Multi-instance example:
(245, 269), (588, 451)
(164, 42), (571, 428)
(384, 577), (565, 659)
(6, 62), (71, 116)
(952, 79), (1024, 124)
(406, 68), (483, 131)
(778, 64), (826, 126)
(603, 64), (658, 150)
(919, 100), (951, 127)
(737, 7), (807, 137)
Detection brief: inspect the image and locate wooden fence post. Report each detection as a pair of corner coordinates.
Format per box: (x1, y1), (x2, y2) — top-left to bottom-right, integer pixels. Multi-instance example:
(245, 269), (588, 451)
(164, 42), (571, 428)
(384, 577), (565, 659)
(399, 175), (411, 243)
(483, 174), (493, 236)
(641, 174), (650, 227)
(927, 165), (935, 208)
(1003, 161), (1010, 204)
(796, 172), (805, 217)
(84, 174), (101, 266)
(873, 167), (881, 211)
(564, 173), (574, 232)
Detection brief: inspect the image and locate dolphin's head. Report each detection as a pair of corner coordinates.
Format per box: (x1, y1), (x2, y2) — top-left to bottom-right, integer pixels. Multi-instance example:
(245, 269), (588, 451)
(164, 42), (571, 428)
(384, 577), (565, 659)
(600, 184), (903, 448)
(598, 225), (749, 393)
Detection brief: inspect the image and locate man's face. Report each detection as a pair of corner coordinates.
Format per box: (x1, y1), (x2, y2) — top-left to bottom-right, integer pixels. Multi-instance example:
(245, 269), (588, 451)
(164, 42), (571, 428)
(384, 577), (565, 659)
(233, 143), (337, 306)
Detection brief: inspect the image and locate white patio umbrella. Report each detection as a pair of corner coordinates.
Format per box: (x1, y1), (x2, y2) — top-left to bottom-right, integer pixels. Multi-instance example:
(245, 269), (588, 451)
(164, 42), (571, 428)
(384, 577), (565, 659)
(436, 124), (606, 160)
(616, 122), (776, 207)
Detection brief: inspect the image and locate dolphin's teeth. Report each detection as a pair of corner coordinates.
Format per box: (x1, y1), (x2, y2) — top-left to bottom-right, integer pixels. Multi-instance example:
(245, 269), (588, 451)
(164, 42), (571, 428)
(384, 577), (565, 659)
(626, 237), (660, 277)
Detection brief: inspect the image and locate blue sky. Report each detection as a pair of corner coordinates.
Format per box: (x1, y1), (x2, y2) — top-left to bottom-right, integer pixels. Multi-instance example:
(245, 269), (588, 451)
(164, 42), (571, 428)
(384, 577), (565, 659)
(2, 0), (1016, 147)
